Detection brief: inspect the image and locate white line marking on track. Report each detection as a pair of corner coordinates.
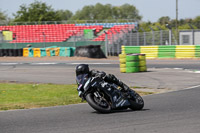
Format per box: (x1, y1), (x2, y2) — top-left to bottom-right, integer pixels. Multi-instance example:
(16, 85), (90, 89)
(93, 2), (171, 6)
(31, 63), (57, 65)
(70, 63), (111, 65)
(184, 84), (200, 90)
(0, 63), (19, 65)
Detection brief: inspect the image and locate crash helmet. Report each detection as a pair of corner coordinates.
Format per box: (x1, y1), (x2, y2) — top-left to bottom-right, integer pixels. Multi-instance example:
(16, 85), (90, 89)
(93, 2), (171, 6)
(76, 64), (89, 76)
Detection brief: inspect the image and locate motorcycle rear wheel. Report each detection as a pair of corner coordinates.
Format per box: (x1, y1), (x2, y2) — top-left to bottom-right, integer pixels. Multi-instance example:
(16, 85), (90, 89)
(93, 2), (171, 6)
(129, 91), (144, 110)
(85, 93), (112, 113)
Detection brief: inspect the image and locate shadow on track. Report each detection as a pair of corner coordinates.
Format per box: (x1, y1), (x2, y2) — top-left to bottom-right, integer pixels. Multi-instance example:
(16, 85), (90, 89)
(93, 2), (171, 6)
(91, 108), (150, 114)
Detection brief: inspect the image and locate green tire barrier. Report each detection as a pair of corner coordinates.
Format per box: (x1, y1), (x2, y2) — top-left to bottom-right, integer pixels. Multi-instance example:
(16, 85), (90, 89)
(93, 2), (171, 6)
(119, 53), (147, 73)
(126, 61), (139, 67)
(158, 45), (176, 58)
(126, 54), (139, 61)
(195, 45), (200, 58)
(122, 45), (200, 59)
(126, 54), (139, 73)
(126, 67), (139, 73)
(122, 46), (141, 54)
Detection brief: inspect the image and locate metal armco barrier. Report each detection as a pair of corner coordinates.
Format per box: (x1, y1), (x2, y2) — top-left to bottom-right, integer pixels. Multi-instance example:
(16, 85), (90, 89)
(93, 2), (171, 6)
(122, 45), (200, 59)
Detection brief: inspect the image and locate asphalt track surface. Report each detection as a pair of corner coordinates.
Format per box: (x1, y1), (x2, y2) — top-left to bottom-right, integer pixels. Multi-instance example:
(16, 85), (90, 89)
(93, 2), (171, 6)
(0, 58), (200, 133)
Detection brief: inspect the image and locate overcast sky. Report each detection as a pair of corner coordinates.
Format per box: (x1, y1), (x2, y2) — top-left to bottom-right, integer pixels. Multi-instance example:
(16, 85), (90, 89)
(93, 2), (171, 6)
(0, 0), (200, 22)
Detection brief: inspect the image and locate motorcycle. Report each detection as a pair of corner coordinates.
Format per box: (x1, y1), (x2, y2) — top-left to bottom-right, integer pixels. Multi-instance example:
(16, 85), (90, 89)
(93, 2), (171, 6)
(76, 73), (144, 113)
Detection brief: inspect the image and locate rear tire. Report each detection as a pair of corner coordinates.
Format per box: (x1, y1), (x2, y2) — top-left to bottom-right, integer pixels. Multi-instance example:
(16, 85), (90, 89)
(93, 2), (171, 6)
(129, 91), (144, 110)
(85, 93), (112, 113)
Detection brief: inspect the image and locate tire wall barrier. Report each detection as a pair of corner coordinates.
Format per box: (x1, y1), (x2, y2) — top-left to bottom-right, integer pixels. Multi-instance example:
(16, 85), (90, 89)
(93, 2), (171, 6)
(119, 53), (147, 73)
(122, 45), (200, 59)
(22, 46), (75, 57)
(0, 49), (23, 57)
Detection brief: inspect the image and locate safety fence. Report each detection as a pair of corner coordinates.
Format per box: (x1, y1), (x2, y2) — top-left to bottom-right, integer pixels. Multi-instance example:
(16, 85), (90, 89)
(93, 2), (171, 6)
(0, 49), (23, 57)
(0, 46), (75, 57)
(121, 45), (200, 59)
(23, 46), (75, 57)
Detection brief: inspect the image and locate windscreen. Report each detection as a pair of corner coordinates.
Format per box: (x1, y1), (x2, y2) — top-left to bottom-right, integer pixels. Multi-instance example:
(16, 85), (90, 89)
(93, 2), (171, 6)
(76, 74), (89, 85)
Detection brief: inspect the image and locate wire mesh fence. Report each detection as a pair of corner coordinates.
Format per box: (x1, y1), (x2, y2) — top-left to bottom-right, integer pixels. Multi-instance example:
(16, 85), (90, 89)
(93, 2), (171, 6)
(105, 29), (178, 55)
(1, 22), (200, 56)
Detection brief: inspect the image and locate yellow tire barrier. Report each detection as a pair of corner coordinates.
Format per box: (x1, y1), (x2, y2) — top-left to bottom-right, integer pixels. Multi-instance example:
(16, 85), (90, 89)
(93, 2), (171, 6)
(139, 60), (146, 66)
(119, 53), (126, 72)
(140, 66), (147, 72)
(120, 67), (126, 73)
(119, 58), (126, 64)
(140, 46), (158, 59)
(139, 54), (146, 60)
(120, 63), (126, 68)
(119, 54), (126, 58)
(176, 45), (195, 58)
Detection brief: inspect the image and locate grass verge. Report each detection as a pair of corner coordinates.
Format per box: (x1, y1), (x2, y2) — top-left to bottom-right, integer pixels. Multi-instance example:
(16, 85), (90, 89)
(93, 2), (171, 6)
(0, 83), (80, 110)
(0, 83), (156, 111)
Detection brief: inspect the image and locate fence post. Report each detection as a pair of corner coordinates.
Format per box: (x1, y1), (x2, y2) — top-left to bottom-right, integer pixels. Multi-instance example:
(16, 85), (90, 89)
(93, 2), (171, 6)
(104, 31), (108, 57)
(169, 29), (172, 45)
(116, 31), (120, 55)
(160, 30), (163, 45)
(149, 27), (155, 45)
(43, 32), (46, 48)
(157, 26), (163, 45)
(110, 30), (114, 56)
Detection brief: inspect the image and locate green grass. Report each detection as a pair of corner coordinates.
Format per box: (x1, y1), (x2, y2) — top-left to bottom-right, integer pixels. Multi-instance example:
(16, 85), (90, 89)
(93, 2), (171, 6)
(0, 83), (153, 111)
(0, 83), (81, 110)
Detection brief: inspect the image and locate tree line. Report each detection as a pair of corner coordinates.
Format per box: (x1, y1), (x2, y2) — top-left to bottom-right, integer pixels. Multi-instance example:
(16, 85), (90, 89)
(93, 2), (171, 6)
(0, 0), (200, 30)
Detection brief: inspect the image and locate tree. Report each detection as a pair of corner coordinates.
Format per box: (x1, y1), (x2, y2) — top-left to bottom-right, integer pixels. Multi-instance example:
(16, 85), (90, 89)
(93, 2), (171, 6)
(13, 0), (61, 22)
(92, 3), (113, 20)
(72, 5), (95, 20)
(72, 3), (142, 21)
(193, 16), (200, 29)
(56, 10), (73, 20)
(158, 16), (171, 25)
(0, 10), (7, 21)
(117, 4), (142, 20)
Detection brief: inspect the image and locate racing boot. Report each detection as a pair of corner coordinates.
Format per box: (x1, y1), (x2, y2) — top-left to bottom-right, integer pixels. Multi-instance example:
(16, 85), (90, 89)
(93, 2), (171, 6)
(118, 81), (131, 92)
(105, 74), (131, 92)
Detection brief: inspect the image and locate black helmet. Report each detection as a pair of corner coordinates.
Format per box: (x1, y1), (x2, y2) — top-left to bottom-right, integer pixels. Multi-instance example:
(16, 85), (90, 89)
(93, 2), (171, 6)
(76, 64), (89, 76)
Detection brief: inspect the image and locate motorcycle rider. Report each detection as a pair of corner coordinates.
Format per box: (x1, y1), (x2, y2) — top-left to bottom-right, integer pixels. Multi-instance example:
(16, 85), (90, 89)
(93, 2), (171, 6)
(76, 64), (131, 97)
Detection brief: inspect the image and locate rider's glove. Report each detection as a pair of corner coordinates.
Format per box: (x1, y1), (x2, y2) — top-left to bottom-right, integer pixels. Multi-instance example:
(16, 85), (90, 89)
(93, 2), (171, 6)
(78, 91), (83, 97)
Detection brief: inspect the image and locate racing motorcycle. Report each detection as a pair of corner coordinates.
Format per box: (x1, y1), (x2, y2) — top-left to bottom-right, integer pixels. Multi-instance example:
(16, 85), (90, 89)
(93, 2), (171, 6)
(76, 73), (144, 113)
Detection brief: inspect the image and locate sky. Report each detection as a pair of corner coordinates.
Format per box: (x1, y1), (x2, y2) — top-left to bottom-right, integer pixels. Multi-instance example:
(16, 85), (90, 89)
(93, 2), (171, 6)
(0, 0), (200, 22)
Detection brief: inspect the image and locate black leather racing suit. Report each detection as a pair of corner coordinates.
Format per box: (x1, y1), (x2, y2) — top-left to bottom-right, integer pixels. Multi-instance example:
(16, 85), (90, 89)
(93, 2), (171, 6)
(90, 70), (130, 91)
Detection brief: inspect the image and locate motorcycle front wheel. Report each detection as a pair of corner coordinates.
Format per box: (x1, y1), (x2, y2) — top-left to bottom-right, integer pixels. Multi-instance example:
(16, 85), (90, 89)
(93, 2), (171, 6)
(85, 93), (112, 113)
(129, 91), (144, 110)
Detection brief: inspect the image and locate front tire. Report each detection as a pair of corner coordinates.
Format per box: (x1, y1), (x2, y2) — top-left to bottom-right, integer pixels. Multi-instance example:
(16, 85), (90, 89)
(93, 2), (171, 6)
(129, 91), (144, 110)
(85, 93), (112, 113)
